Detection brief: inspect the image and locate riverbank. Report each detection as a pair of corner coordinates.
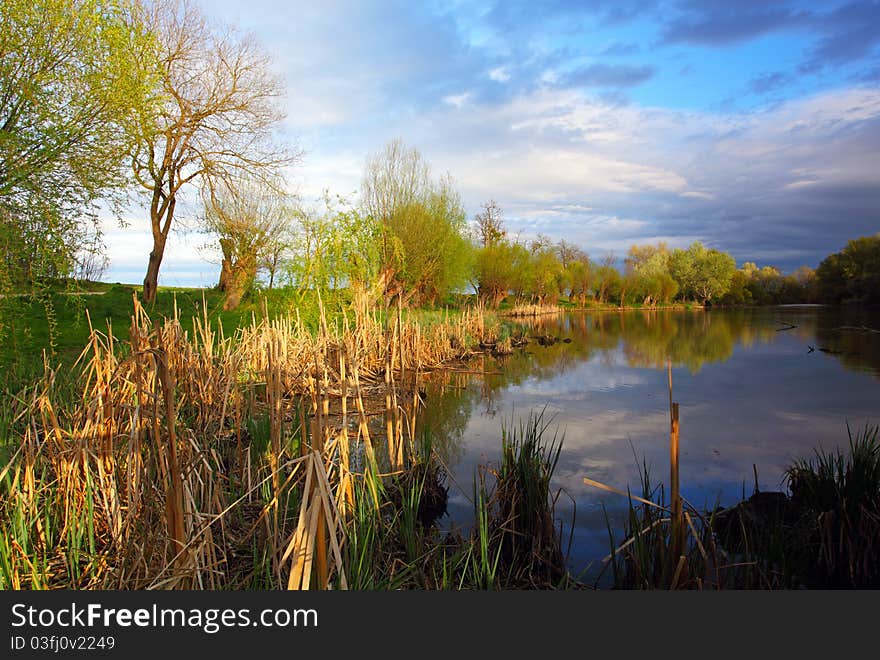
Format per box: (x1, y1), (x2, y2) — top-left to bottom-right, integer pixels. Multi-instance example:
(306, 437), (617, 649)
(0, 295), (578, 589)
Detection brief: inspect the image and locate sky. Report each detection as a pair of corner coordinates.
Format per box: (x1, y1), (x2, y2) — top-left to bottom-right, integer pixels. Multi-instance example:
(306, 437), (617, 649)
(104, 0), (880, 286)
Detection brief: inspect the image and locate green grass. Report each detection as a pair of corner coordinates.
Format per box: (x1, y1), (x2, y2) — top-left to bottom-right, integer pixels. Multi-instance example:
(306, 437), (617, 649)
(0, 283), (331, 388)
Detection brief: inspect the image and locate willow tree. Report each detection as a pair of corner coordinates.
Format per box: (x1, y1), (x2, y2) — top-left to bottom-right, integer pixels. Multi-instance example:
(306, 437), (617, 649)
(131, 0), (292, 303)
(361, 140), (472, 306)
(202, 180), (291, 310)
(0, 0), (152, 287)
(360, 139), (428, 300)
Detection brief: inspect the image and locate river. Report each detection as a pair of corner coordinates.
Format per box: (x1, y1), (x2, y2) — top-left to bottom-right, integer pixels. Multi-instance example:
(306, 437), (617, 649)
(417, 305), (880, 581)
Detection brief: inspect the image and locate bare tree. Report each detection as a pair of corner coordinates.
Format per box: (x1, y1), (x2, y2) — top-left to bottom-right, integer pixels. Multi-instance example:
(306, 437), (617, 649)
(474, 200), (506, 247)
(131, 0), (294, 302)
(556, 239), (584, 269)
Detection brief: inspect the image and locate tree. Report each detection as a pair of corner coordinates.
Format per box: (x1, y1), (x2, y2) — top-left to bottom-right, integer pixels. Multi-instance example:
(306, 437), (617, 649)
(624, 242), (668, 276)
(593, 254), (622, 304)
(531, 245), (564, 304)
(567, 256), (592, 305)
(475, 240), (515, 307)
(474, 200), (506, 247)
(0, 0), (153, 289)
(361, 140), (472, 306)
(202, 179), (291, 310)
(624, 243), (673, 306)
(388, 176), (472, 305)
(669, 242), (735, 305)
(361, 138), (428, 298)
(131, 0), (292, 303)
(556, 240), (583, 270)
(816, 234), (880, 303)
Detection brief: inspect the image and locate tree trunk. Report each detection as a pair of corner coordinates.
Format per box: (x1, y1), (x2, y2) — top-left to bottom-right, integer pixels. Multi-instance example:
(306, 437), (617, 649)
(218, 238), (234, 292)
(142, 236), (166, 304)
(223, 260), (257, 311)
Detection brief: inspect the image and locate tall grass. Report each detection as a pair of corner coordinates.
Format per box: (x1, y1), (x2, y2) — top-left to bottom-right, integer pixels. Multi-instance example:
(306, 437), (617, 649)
(0, 293), (584, 590)
(785, 423), (880, 587)
(0, 294), (500, 589)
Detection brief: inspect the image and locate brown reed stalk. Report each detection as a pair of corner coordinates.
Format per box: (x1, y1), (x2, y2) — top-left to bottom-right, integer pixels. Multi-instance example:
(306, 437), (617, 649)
(154, 327), (188, 581)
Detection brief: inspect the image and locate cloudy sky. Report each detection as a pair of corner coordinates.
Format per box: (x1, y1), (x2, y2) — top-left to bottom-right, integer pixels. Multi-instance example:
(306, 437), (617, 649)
(105, 0), (880, 286)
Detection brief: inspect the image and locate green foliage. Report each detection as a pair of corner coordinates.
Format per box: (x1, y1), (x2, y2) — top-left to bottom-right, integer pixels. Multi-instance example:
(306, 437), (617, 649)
(361, 141), (474, 305)
(0, 0), (155, 335)
(669, 241), (736, 304)
(816, 234), (880, 304)
(285, 193), (385, 307)
(389, 177), (474, 305)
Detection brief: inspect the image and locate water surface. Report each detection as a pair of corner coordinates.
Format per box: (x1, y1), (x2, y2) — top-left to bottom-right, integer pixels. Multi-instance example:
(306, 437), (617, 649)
(418, 306), (880, 580)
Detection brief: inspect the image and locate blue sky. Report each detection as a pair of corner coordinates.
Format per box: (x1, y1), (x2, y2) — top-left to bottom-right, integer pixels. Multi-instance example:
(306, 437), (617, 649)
(105, 0), (880, 285)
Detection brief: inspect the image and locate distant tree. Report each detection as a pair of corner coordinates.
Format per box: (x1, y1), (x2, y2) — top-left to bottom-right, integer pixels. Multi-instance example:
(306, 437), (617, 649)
(531, 246), (564, 304)
(203, 180), (291, 310)
(475, 240), (515, 307)
(392, 176), (472, 305)
(474, 200), (506, 247)
(556, 239), (583, 270)
(719, 269), (752, 305)
(361, 141), (472, 306)
(669, 242), (735, 305)
(593, 254), (622, 304)
(624, 242), (669, 276)
(361, 138), (429, 298)
(791, 266), (818, 303)
(528, 233), (554, 255)
(508, 242), (534, 302)
(131, 0), (293, 303)
(816, 234), (880, 303)
(567, 257), (592, 305)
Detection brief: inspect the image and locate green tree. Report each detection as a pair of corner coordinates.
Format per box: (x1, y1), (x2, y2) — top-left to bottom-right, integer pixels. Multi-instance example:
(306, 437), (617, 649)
(566, 256), (592, 305)
(0, 0), (153, 288)
(361, 140), (472, 306)
(816, 234), (880, 303)
(669, 242), (735, 305)
(592, 256), (622, 304)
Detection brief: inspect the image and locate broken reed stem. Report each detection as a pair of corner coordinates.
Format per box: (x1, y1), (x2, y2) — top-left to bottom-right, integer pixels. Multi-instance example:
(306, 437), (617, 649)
(670, 401), (683, 560)
(154, 327), (187, 580)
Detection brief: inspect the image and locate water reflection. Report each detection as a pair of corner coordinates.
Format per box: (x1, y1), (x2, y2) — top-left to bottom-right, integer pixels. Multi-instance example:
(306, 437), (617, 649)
(418, 306), (880, 580)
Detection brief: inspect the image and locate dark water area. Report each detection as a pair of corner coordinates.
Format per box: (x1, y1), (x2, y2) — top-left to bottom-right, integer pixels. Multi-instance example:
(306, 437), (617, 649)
(417, 306), (880, 582)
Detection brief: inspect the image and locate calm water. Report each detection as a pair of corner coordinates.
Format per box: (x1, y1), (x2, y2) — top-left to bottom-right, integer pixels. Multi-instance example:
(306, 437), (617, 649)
(417, 306), (880, 580)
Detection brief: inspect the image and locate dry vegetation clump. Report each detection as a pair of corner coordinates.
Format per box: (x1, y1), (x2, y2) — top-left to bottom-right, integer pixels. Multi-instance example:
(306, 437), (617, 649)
(0, 295), (502, 589)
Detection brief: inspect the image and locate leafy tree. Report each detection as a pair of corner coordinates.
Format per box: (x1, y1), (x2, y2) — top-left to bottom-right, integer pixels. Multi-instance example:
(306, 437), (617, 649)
(669, 241), (735, 305)
(361, 140), (472, 306)
(816, 234), (880, 303)
(567, 256), (592, 305)
(475, 240), (515, 307)
(531, 245), (564, 304)
(593, 257), (622, 304)
(0, 0), (153, 288)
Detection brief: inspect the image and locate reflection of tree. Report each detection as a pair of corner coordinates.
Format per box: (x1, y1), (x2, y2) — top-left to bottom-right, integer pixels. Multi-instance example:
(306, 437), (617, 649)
(813, 308), (880, 377)
(615, 309), (781, 373)
(418, 372), (478, 469)
(418, 308), (880, 469)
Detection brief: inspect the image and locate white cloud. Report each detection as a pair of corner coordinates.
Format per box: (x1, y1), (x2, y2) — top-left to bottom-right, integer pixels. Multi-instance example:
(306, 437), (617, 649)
(443, 92), (472, 108)
(488, 66), (510, 82)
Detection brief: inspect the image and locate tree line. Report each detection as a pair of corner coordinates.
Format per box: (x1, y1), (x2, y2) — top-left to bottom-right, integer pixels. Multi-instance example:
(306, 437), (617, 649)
(1, 0), (876, 325)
